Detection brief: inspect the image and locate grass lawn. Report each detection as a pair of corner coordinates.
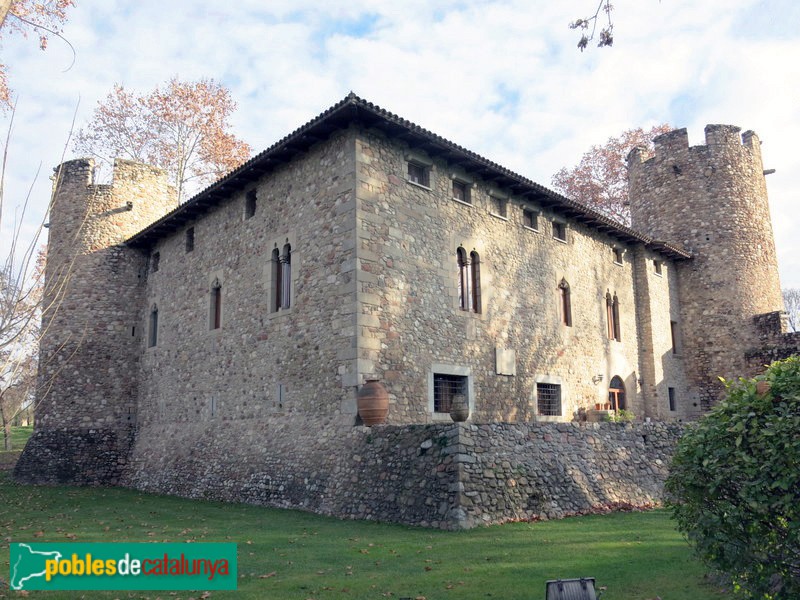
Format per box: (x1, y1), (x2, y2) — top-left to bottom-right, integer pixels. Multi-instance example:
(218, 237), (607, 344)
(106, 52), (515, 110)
(0, 472), (723, 600)
(0, 425), (33, 453)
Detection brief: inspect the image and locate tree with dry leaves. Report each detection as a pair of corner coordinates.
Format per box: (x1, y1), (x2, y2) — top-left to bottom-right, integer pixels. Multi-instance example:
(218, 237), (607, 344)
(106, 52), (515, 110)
(551, 124), (672, 224)
(570, 0), (614, 51)
(0, 245), (44, 450)
(74, 78), (251, 202)
(0, 0), (75, 109)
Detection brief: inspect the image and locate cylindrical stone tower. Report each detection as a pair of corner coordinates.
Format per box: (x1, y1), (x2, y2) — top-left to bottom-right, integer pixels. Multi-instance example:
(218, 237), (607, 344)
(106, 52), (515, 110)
(628, 125), (784, 411)
(15, 158), (175, 484)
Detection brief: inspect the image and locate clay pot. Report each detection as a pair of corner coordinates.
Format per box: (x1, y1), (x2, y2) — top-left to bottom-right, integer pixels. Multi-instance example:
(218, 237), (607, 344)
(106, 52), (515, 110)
(450, 394), (470, 422)
(357, 379), (389, 426)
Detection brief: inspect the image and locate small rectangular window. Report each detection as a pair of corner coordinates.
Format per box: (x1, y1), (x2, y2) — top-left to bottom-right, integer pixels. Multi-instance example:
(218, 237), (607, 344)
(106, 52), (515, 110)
(433, 373), (467, 414)
(654, 260), (663, 275)
(552, 221), (567, 242)
(185, 227), (195, 253)
(151, 252), (160, 273)
(536, 383), (562, 416)
(245, 190), (257, 219)
(490, 196), (507, 218)
(613, 248), (623, 264)
(452, 180), (470, 204)
(668, 387), (676, 411)
(523, 209), (539, 230)
(407, 161), (430, 187)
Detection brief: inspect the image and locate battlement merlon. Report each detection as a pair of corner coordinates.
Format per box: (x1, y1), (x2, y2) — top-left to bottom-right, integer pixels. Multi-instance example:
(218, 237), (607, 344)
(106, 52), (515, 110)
(52, 158), (175, 199)
(627, 125), (763, 167)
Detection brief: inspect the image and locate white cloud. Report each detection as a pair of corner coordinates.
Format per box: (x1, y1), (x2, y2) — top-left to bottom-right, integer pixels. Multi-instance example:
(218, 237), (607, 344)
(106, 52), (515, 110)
(1, 0), (798, 287)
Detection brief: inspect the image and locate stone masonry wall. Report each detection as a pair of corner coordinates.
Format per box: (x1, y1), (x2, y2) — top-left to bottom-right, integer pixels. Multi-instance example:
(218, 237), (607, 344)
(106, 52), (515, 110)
(629, 126), (784, 410)
(17, 159), (175, 485)
(746, 311), (800, 368)
(355, 128), (688, 423)
(133, 129), (359, 437)
(121, 420), (680, 530)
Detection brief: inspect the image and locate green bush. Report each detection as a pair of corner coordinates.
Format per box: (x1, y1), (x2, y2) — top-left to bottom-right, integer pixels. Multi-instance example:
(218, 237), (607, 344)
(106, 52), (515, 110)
(603, 408), (635, 423)
(666, 356), (800, 599)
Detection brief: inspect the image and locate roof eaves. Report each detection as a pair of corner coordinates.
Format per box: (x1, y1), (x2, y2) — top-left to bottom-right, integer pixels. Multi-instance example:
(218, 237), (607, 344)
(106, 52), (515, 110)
(125, 93), (691, 261)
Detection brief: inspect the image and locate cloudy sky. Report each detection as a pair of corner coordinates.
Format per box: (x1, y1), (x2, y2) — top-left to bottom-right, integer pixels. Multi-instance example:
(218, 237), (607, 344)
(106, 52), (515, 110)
(2, 0), (798, 287)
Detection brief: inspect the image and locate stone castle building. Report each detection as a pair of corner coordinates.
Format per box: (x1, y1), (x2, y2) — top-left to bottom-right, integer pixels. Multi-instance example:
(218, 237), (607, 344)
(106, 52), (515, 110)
(15, 94), (798, 528)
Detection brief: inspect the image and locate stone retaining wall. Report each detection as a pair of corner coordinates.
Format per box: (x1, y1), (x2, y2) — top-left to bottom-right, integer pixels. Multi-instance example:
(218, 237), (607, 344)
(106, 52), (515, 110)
(119, 420), (681, 529)
(14, 427), (134, 485)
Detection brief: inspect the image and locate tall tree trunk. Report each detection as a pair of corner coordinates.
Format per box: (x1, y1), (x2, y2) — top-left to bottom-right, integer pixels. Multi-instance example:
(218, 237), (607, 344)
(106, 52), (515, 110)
(0, 400), (10, 451)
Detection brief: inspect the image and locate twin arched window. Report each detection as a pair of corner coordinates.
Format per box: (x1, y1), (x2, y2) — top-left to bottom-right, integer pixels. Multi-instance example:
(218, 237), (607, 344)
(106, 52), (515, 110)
(457, 247), (481, 313)
(559, 279), (572, 327)
(606, 291), (620, 341)
(272, 243), (292, 311)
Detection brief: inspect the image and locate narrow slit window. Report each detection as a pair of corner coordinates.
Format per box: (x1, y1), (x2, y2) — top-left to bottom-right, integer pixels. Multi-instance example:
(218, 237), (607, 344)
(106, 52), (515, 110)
(668, 387), (677, 411)
(151, 252), (160, 273)
(613, 247), (623, 264)
(148, 305), (158, 347)
(654, 260), (663, 275)
(670, 320), (679, 353)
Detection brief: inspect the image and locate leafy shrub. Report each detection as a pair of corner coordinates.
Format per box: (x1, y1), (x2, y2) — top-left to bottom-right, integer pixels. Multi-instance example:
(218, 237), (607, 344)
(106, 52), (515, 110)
(666, 356), (800, 599)
(603, 408), (635, 423)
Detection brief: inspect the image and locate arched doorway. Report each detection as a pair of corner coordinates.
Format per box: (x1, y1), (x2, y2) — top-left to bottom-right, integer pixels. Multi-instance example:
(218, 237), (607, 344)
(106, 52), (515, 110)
(608, 376), (626, 411)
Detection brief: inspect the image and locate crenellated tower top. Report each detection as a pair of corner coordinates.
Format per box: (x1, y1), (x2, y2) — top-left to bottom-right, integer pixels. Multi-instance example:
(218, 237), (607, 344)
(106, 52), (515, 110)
(628, 125), (783, 410)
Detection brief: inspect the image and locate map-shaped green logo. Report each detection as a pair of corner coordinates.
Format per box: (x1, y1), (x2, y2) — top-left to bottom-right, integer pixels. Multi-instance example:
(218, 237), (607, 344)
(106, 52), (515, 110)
(10, 543), (63, 590)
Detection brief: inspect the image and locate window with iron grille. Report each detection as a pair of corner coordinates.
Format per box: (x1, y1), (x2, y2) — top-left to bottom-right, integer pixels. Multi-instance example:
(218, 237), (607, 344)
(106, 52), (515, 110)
(434, 373), (467, 413)
(537, 383), (562, 416)
(407, 161), (430, 187)
(553, 221), (567, 242)
(523, 209), (539, 230)
(490, 196), (507, 217)
(452, 179), (470, 204)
